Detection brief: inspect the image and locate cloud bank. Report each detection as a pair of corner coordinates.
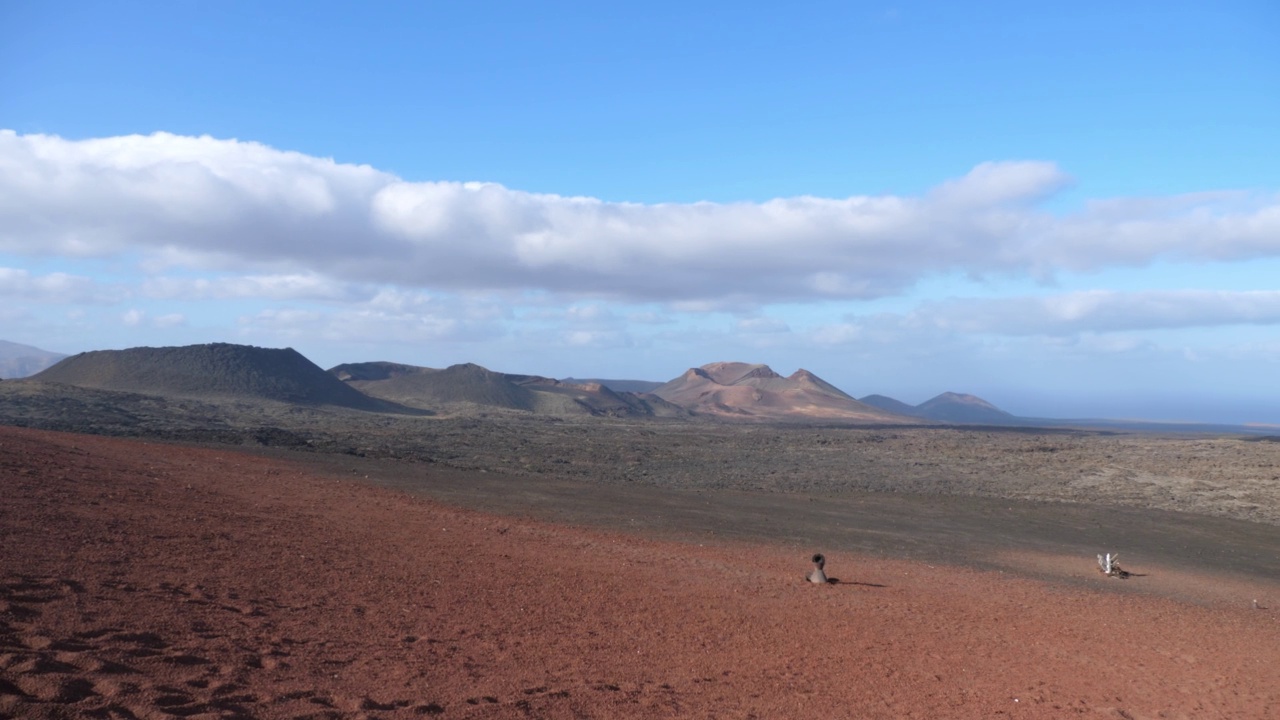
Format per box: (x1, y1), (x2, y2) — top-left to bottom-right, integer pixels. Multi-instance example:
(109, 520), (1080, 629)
(3, 130), (1279, 305)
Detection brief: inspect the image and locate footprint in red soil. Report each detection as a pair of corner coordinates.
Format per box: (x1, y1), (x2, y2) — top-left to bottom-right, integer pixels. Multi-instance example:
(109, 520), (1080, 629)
(220, 603), (265, 616)
(8, 655), (79, 675)
(256, 651), (292, 671)
(212, 691), (258, 705)
(75, 627), (125, 640)
(523, 686), (571, 699)
(207, 681), (248, 697)
(105, 631), (171, 661)
(2, 578), (63, 604)
(156, 581), (221, 610)
(13, 675), (98, 703)
(359, 697), (401, 710)
(307, 695), (338, 708)
(153, 692), (196, 707)
(108, 632), (167, 648)
(90, 702), (143, 720)
(49, 637), (94, 652)
(0, 677), (29, 698)
(188, 620), (221, 639)
(16, 633), (54, 651)
(77, 657), (139, 675)
(91, 677), (142, 698)
(1, 602), (41, 621)
(155, 697), (239, 717)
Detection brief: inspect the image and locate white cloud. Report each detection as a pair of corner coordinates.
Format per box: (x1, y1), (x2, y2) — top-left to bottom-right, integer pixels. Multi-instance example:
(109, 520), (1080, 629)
(122, 308), (144, 326)
(911, 289), (1280, 335)
(565, 304), (613, 323)
(930, 160), (1071, 207)
(0, 267), (122, 304)
(560, 329), (633, 348)
(3, 130), (1279, 308)
(140, 273), (364, 301)
(236, 291), (507, 346)
(1037, 332), (1152, 355)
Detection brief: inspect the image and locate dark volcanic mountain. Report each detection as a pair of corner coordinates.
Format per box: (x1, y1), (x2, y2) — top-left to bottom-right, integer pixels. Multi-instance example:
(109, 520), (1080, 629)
(31, 343), (389, 410)
(915, 392), (1014, 423)
(0, 340), (67, 379)
(653, 362), (910, 423)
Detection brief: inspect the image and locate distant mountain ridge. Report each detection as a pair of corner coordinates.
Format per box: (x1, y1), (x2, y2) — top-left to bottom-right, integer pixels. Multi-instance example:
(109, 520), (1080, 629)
(860, 391), (1014, 424)
(330, 361), (684, 418)
(11, 340), (1023, 425)
(30, 343), (392, 410)
(0, 340), (67, 379)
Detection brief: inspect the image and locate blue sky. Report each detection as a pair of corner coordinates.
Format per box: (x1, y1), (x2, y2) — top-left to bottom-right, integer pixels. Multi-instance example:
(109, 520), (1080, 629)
(3, 1), (1279, 423)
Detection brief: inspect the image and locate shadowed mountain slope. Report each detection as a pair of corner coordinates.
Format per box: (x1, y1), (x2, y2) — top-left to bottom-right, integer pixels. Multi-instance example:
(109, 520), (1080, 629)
(653, 362), (910, 423)
(0, 340), (68, 379)
(30, 343), (391, 410)
(334, 362), (538, 411)
(333, 361), (684, 417)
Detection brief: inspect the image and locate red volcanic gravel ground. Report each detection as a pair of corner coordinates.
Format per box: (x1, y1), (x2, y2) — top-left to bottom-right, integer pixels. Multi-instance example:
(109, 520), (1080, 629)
(2, 426), (1279, 719)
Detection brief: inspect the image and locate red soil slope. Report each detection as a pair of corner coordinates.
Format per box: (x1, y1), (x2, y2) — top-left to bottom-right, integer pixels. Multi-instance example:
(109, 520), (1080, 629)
(2, 426), (1278, 719)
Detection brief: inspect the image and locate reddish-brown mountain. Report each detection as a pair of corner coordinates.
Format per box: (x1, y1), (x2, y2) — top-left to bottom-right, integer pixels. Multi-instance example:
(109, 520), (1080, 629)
(652, 362), (912, 423)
